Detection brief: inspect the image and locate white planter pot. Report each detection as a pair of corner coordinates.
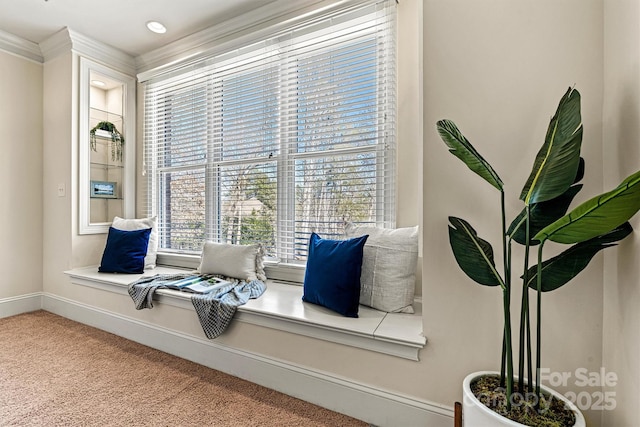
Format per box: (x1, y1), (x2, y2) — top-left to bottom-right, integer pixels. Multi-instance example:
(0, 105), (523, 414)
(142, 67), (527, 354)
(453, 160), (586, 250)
(462, 371), (585, 427)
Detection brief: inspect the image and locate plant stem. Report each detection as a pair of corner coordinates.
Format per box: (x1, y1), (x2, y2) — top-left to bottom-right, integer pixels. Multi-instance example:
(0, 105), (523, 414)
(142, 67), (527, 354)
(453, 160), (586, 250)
(501, 239), (514, 389)
(503, 288), (513, 409)
(500, 332), (506, 388)
(536, 243), (544, 405)
(500, 191), (514, 408)
(526, 300), (533, 394)
(519, 204), (532, 393)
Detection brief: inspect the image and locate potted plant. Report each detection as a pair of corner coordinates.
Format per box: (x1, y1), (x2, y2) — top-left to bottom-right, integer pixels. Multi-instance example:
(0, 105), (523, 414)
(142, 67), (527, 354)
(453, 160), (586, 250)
(437, 87), (640, 427)
(90, 121), (124, 162)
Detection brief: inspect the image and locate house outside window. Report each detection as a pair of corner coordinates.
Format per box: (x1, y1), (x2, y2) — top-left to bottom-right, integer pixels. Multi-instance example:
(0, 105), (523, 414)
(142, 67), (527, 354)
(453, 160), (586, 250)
(143, 0), (397, 266)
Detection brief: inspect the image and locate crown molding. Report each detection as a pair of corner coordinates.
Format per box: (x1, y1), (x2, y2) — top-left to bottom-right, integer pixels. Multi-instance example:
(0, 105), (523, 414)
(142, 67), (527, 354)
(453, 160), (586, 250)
(38, 27), (72, 62)
(136, 0), (335, 80)
(39, 27), (135, 76)
(0, 29), (43, 63)
(0, 0), (373, 74)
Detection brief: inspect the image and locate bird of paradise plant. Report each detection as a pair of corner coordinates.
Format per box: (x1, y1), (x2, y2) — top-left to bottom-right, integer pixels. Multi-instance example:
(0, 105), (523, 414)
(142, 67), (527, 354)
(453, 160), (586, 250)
(437, 87), (640, 424)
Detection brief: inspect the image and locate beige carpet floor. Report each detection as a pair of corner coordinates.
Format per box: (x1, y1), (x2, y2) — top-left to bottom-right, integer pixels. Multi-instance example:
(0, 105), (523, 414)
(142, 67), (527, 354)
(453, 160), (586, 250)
(0, 310), (367, 426)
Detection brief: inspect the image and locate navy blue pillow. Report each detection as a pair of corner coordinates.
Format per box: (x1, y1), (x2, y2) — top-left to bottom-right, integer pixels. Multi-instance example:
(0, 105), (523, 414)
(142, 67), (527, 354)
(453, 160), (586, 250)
(99, 227), (152, 274)
(302, 232), (369, 318)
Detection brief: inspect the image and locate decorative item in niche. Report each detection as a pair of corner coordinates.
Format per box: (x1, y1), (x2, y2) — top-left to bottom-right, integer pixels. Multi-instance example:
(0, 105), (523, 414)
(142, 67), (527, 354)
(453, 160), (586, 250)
(90, 180), (117, 199)
(90, 121), (124, 161)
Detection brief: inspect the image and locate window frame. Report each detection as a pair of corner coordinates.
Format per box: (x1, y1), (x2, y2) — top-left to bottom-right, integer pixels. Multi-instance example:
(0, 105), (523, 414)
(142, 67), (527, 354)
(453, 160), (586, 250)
(142, 0), (397, 275)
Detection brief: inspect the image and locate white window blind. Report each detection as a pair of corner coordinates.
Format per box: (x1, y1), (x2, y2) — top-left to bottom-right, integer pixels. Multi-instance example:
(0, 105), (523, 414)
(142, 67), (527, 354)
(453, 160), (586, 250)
(143, 0), (396, 263)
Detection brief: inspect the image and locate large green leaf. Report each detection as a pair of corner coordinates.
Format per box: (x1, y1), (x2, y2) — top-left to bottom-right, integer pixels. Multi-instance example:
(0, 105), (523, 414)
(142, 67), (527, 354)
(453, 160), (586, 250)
(535, 169), (640, 244)
(509, 185), (582, 246)
(437, 119), (503, 192)
(509, 158), (585, 244)
(573, 157), (586, 184)
(524, 223), (633, 292)
(520, 87), (583, 205)
(448, 217), (503, 287)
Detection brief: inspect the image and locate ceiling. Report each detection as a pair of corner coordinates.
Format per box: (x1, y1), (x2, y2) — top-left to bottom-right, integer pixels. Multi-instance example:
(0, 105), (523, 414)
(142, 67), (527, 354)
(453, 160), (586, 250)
(0, 0), (276, 57)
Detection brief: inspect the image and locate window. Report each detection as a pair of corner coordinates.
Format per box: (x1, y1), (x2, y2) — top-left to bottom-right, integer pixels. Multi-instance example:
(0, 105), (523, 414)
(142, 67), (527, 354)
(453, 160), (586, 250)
(143, 0), (396, 264)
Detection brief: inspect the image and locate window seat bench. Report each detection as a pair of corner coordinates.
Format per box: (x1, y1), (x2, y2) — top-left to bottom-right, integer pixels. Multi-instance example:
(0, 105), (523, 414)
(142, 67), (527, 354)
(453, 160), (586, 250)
(65, 266), (426, 361)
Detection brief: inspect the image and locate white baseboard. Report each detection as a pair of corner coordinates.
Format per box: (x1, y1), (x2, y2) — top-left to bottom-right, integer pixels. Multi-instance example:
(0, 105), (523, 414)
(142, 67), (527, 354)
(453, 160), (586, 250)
(0, 293), (43, 319)
(9, 293), (452, 427)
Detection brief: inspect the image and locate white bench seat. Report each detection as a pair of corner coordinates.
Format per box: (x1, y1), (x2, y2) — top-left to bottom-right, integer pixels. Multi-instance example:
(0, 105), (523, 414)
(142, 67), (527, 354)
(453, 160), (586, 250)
(65, 266), (426, 360)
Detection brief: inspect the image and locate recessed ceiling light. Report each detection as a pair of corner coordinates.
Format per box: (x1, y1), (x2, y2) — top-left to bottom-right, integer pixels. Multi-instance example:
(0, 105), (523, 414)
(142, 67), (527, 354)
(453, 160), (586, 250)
(146, 21), (167, 34)
(91, 80), (106, 87)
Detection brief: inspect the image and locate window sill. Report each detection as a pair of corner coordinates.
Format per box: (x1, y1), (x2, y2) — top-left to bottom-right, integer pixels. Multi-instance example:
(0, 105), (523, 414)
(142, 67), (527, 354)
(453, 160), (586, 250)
(64, 266), (426, 361)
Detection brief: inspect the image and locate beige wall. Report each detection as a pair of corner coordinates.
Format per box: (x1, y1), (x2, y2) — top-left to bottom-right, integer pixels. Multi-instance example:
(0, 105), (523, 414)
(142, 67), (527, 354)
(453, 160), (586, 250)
(397, 0), (423, 291)
(602, 1), (640, 426)
(42, 52), (75, 297)
(0, 51), (43, 297)
(422, 0), (606, 425)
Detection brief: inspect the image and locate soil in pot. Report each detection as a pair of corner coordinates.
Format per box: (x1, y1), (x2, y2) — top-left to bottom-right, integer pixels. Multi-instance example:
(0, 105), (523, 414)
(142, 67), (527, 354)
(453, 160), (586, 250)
(471, 374), (576, 427)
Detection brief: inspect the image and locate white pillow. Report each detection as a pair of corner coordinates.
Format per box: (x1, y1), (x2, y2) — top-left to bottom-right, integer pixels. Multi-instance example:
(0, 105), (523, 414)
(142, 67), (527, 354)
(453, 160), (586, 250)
(112, 216), (158, 269)
(197, 242), (266, 282)
(344, 223), (419, 313)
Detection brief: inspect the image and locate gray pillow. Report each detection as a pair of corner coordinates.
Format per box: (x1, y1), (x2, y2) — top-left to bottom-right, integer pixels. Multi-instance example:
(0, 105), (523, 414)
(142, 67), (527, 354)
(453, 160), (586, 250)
(344, 223), (418, 313)
(197, 242), (266, 282)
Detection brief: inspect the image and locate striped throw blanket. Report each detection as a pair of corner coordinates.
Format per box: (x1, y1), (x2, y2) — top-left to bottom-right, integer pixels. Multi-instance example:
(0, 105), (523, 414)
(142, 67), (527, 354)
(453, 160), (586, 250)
(128, 273), (266, 339)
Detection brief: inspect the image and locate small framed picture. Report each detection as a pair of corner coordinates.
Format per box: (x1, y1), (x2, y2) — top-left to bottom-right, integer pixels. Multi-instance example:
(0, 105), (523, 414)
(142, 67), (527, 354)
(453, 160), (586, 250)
(90, 180), (117, 198)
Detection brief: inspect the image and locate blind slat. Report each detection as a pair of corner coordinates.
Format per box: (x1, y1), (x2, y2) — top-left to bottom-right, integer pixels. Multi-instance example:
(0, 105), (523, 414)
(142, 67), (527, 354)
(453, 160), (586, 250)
(143, 0), (396, 262)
